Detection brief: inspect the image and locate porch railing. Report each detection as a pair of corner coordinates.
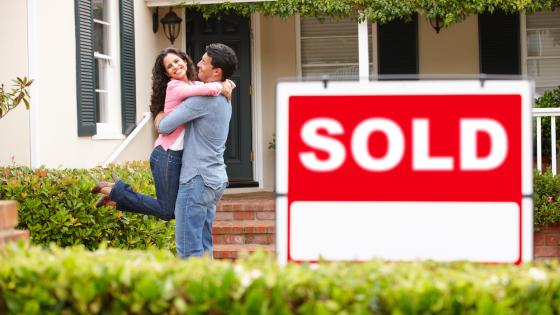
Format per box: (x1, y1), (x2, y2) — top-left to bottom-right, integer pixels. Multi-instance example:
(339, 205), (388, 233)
(533, 107), (560, 175)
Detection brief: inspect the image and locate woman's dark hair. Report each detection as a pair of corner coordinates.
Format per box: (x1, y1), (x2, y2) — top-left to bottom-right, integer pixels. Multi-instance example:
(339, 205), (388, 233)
(149, 47), (196, 118)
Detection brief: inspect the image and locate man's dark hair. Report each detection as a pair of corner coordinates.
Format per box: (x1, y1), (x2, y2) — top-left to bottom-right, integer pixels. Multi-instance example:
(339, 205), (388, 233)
(205, 43), (238, 80)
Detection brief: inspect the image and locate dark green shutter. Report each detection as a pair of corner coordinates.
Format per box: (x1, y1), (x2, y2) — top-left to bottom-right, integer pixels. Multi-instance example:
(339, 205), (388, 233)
(377, 15), (418, 76)
(120, 0), (136, 135)
(75, 0), (96, 136)
(479, 11), (520, 75)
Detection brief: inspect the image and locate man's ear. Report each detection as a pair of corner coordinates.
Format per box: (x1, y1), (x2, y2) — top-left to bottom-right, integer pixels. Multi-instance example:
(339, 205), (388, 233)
(213, 68), (223, 80)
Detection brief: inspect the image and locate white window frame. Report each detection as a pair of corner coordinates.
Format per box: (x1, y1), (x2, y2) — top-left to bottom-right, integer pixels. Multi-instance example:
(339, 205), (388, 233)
(520, 10), (560, 97)
(296, 14), (378, 80)
(92, 0), (123, 140)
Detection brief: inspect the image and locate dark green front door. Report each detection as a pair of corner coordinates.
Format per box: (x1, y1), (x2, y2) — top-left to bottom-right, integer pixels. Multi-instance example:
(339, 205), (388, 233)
(185, 10), (255, 186)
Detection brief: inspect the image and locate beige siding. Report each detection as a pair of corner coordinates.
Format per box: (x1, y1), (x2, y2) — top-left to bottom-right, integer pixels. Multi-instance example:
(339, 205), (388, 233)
(0, 0), (30, 166)
(259, 15), (297, 190)
(419, 15), (480, 75)
(1, 1), (160, 169)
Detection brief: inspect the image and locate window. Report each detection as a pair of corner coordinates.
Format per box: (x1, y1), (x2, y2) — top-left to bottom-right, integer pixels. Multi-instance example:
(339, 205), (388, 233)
(93, 0), (117, 134)
(525, 10), (560, 96)
(75, 0), (136, 137)
(298, 16), (375, 79)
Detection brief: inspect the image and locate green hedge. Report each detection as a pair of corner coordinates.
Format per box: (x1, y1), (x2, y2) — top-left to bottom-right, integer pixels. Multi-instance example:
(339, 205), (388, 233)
(0, 163), (174, 251)
(3, 163), (560, 246)
(1, 243), (560, 314)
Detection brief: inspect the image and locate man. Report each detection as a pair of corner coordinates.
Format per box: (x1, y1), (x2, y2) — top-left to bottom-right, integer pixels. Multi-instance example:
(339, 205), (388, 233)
(155, 43), (238, 258)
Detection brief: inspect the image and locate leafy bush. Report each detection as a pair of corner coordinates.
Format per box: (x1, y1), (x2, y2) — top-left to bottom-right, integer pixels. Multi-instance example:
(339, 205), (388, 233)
(533, 86), (560, 157)
(3, 162), (560, 243)
(0, 162), (174, 251)
(0, 77), (33, 119)
(1, 243), (560, 314)
(533, 169), (560, 226)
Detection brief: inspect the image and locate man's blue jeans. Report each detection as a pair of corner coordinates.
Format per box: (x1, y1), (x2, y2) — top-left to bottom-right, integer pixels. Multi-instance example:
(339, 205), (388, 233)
(175, 175), (227, 259)
(109, 145), (181, 221)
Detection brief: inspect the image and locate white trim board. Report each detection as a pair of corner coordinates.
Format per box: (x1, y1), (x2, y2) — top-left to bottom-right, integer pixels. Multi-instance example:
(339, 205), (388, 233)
(28, 0), (40, 168)
(250, 12), (264, 188)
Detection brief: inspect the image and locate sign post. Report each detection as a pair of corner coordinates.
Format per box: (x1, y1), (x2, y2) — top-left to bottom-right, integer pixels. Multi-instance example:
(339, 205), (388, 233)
(276, 80), (533, 264)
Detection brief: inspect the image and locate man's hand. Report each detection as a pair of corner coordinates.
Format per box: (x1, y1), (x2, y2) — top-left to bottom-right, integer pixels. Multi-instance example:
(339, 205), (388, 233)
(154, 111), (167, 133)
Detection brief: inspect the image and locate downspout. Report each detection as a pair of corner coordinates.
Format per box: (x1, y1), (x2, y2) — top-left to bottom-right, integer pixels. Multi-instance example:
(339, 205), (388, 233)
(28, 0), (40, 168)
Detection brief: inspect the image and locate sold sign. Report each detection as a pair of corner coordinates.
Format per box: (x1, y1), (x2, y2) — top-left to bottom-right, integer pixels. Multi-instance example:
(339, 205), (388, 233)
(275, 80), (533, 264)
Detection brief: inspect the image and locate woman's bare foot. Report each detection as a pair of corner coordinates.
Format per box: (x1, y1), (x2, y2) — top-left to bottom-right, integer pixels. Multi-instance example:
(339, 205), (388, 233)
(99, 185), (112, 196)
(92, 181), (114, 195)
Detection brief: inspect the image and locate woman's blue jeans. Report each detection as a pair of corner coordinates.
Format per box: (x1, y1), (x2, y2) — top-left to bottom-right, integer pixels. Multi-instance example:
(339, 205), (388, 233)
(109, 145), (182, 221)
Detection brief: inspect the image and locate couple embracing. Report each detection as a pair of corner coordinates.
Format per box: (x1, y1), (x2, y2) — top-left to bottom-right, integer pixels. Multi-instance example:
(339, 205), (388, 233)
(93, 43), (238, 259)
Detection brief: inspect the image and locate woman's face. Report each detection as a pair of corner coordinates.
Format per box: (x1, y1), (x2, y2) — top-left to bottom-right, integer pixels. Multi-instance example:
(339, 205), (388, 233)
(163, 53), (188, 81)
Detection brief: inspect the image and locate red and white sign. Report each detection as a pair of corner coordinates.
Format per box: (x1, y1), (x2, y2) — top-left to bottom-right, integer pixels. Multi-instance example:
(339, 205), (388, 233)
(276, 80), (533, 264)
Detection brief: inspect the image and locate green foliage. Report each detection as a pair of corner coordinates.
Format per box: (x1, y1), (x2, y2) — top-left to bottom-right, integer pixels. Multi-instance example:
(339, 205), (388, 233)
(0, 162), (175, 252)
(3, 161), (560, 245)
(534, 169), (560, 226)
(534, 86), (560, 157)
(1, 244), (560, 314)
(182, 0), (560, 26)
(0, 77), (33, 119)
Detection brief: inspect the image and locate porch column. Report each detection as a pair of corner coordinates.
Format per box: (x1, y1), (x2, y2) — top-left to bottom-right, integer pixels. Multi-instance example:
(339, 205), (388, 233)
(358, 16), (369, 82)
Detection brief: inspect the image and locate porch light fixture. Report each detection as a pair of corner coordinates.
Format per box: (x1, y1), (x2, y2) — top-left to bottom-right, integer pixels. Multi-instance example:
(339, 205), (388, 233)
(161, 8), (182, 44)
(429, 15), (443, 33)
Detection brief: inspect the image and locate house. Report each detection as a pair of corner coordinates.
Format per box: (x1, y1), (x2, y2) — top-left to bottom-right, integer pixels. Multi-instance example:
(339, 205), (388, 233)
(1, 0), (559, 193)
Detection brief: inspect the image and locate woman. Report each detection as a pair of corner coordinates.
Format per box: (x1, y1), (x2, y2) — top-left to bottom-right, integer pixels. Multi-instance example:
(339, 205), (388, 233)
(92, 47), (233, 220)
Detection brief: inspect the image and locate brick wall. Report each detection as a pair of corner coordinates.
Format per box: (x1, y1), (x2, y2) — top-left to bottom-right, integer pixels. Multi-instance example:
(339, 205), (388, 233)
(534, 224), (560, 260)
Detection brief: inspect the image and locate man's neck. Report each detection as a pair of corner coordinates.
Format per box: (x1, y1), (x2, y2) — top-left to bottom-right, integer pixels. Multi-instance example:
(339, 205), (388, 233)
(205, 76), (223, 83)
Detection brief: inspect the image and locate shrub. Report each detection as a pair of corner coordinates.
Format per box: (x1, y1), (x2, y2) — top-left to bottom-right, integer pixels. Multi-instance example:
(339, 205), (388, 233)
(0, 162), (174, 251)
(533, 168), (560, 226)
(3, 162), (560, 242)
(0, 77), (33, 119)
(1, 243), (560, 314)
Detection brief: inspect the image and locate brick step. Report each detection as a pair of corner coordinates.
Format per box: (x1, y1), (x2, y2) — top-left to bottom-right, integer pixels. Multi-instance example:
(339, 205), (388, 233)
(213, 221), (275, 245)
(0, 229), (29, 245)
(0, 200), (19, 229)
(215, 192), (275, 221)
(213, 244), (275, 259)
(213, 221), (275, 234)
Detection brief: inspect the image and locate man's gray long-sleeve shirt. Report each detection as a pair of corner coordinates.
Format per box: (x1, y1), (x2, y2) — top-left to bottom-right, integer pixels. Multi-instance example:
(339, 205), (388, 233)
(158, 95), (232, 189)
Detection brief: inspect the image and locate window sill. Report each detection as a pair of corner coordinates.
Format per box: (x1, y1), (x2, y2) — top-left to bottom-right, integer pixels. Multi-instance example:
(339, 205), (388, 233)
(92, 133), (125, 140)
